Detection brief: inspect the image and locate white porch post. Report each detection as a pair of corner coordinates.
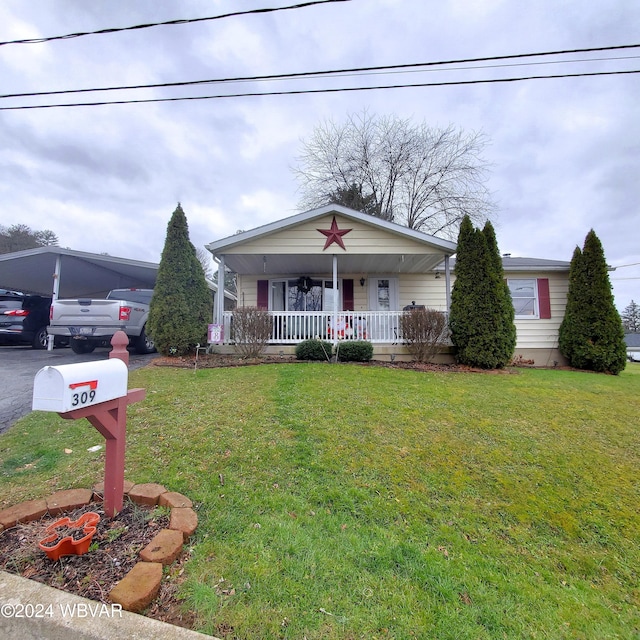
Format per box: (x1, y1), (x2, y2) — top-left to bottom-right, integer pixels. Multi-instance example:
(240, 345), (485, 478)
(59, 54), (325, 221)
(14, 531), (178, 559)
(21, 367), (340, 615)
(444, 255), (451, 313)
(47, 255), (61, 351)
(332, 254), (338, 346)
(215, 255), (225, 324)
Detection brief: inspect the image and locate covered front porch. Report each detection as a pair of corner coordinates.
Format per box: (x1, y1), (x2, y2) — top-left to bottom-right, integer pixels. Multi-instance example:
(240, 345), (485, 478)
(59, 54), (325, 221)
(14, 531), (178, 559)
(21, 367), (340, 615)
(206, 205), (457, 354)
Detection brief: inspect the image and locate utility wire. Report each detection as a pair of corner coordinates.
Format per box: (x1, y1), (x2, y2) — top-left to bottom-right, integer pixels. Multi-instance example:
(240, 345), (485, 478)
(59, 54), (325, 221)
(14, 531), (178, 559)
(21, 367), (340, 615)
(1, 44), (639, 101)
(1, 69), (637, 111)
(0, 0), (351, 46)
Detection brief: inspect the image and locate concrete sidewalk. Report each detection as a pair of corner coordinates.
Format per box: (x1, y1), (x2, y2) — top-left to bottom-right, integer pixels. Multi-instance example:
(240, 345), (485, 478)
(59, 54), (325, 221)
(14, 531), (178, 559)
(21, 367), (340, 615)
(0, 571), (217, 640)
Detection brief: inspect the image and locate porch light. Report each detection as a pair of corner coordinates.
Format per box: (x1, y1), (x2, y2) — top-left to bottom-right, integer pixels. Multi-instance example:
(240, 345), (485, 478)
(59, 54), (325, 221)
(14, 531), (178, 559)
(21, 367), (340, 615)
(360, 277), (365, 287)
(435, 272), (441, 279)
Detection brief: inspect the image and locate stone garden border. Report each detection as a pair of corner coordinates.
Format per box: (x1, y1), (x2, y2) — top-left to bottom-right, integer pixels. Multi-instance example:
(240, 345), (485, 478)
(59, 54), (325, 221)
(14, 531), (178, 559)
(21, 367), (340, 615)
(0, 482), (198, 613)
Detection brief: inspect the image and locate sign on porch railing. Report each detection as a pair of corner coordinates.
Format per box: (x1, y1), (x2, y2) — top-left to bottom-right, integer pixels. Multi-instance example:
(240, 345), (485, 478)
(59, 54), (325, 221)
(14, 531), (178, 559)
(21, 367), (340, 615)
(208, 323), (224, 344)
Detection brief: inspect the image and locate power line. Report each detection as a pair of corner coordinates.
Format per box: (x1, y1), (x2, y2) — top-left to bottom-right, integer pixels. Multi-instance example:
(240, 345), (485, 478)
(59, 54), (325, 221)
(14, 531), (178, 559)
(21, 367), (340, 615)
(1, 44), (639, 101)
(0, 0), (351, 46)
(1, 69), (637, 111)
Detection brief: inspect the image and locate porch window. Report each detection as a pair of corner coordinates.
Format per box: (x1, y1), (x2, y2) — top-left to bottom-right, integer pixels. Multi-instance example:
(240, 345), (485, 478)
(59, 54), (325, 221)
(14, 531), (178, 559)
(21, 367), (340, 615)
(288, 279), (323, 311)
(270, 279), (342, 311)
(508, 279), (537, 317)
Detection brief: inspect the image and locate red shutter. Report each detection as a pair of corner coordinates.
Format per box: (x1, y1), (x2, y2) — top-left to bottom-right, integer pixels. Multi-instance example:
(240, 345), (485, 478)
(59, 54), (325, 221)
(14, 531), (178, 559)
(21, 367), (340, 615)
(257, 280), (269, 310)
(342, 279), (354, 311)
(538, 278), (551, 319)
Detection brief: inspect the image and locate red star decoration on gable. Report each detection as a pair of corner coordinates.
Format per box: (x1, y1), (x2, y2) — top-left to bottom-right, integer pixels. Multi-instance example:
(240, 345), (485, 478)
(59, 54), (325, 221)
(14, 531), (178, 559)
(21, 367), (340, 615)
(317, 216), (352, 251)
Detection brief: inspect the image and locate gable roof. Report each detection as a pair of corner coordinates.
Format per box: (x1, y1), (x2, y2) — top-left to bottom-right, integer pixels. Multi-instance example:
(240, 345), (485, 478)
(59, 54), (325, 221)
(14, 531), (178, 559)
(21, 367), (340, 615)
(500, 256), (571, 271)
(207, 204), (457, 255)
(207, 204), (458, 275)
(436, 256), (571, 273)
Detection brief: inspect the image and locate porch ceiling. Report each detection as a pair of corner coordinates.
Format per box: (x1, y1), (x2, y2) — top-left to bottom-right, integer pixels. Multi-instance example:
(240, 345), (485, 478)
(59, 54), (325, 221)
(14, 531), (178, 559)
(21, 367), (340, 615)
(221, 252), (447, 276)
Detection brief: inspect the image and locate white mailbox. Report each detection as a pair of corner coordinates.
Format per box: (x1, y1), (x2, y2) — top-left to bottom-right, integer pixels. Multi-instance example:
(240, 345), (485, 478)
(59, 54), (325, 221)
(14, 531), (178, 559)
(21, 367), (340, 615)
(32, 359), (129, 413)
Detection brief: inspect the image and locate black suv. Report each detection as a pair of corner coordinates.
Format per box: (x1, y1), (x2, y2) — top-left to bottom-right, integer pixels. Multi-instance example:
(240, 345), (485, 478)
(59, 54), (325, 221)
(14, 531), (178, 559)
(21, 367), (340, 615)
(0, 291), (66, 349)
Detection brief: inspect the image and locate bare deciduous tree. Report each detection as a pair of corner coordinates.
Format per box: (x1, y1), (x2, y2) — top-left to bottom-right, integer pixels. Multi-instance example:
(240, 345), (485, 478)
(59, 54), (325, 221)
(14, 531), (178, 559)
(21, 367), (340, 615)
(294, 111), (494, 239)
(0, 224), (59, 254)
(196, 247), (214, 279)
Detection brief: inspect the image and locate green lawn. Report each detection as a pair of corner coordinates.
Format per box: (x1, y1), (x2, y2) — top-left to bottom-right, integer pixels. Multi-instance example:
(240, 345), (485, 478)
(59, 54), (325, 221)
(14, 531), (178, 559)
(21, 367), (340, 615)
(1, 362), (639, 639)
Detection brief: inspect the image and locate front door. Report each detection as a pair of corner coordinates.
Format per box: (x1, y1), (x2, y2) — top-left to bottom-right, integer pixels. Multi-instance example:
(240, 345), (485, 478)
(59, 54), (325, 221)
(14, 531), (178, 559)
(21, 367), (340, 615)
(369, 277), (398, 311)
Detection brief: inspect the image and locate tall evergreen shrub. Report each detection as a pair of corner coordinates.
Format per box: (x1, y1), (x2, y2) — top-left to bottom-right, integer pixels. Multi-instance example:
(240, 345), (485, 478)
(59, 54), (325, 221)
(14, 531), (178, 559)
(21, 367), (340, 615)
(449, 216), (515, 368)
(559, 230), (626, 374)
(148, 204), (213, 355)
(483, 221), (517, 363)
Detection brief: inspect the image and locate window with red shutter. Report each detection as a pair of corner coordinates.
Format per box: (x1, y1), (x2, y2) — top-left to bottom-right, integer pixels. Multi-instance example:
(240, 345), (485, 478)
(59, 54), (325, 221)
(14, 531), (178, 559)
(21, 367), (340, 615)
(537, 278), (551, 319)
(257, 280), (269, 310)
(342, 279), (354, 311)
(507, 278), (551, 319)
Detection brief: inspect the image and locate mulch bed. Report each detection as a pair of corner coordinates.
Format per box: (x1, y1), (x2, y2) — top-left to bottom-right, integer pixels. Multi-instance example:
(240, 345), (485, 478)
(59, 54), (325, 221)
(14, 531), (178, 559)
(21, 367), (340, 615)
(0, 500), (196, 629)
(153, 352), (521, 374)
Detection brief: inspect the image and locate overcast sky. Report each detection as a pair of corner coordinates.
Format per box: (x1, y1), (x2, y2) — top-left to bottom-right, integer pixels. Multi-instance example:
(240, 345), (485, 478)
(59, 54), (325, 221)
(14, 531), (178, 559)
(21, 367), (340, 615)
(1, 0), (638, 309)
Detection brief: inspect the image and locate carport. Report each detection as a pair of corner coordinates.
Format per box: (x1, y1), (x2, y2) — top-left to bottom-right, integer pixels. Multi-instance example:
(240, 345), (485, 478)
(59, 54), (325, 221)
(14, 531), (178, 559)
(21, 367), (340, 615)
(0, 247), (158, 299)
(0, 246), (236, 350)
(0, 247), (159, 351)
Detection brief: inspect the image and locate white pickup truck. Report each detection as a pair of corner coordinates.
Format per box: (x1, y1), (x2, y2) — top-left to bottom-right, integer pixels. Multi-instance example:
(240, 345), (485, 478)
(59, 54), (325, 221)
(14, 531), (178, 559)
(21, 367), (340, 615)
(48, 288), (156, 355)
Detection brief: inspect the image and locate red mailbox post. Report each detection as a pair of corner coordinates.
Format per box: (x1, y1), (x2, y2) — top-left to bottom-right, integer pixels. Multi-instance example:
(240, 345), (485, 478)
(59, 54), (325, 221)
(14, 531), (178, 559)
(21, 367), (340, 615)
(33, 331), (145, 518)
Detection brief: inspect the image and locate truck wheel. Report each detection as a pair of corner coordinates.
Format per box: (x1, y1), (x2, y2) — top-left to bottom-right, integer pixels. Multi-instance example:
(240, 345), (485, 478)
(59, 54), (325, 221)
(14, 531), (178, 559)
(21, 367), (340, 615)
(32, 327), (49, 349)
(70, 339), (96, 354)
(135, 327), (156, 354)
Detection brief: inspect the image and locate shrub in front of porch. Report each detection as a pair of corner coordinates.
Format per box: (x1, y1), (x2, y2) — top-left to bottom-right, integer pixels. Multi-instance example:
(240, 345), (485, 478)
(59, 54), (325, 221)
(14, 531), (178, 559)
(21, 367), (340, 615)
(400, 308), (449, 362)
(295, 339), (333, 361)
(335, 340), (373, 362)
(231, 307), (272, 358)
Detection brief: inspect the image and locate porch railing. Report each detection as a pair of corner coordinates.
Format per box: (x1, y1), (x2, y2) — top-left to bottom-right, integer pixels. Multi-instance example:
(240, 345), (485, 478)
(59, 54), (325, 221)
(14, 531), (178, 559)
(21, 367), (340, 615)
(220, 311), (408, 344)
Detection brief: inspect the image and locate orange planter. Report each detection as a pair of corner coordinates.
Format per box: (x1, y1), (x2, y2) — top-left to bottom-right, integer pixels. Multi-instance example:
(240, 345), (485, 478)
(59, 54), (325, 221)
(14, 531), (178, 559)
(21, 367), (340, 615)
(38, 512), (100, 561)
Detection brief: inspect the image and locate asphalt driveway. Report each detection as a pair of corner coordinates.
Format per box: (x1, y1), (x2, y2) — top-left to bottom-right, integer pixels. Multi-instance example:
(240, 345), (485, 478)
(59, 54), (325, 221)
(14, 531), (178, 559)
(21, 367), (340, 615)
(0, 345), (158, 434)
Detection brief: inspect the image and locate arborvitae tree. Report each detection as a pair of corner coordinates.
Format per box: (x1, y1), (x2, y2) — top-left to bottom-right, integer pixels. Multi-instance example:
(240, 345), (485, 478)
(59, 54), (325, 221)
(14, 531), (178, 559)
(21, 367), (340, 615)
(449, 216), (482, 360)
(559, 229), (626, 374)
(148, 204), (213, 356)
(483, 221), (517, 364)
(449, 215), (515, 368)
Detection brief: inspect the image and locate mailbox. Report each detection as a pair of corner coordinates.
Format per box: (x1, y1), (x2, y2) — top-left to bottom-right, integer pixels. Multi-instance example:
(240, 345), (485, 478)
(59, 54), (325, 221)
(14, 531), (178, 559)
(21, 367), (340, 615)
(32, 359), (129, 413)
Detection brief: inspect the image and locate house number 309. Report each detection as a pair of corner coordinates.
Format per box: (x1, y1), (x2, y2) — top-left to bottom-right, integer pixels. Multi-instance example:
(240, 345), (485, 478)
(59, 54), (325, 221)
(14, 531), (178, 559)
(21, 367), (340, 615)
(71, 390), (97, 406)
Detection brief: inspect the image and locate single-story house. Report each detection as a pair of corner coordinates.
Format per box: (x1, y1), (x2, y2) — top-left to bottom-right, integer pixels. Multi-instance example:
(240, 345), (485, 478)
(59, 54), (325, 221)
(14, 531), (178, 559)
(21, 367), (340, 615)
(206, 204), (570, 365)
(625, 333), (640, 362)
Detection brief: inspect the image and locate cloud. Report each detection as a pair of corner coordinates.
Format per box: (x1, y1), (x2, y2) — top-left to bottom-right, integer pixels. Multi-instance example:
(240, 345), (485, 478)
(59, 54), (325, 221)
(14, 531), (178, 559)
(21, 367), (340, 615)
(0, 0), (638, 308)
